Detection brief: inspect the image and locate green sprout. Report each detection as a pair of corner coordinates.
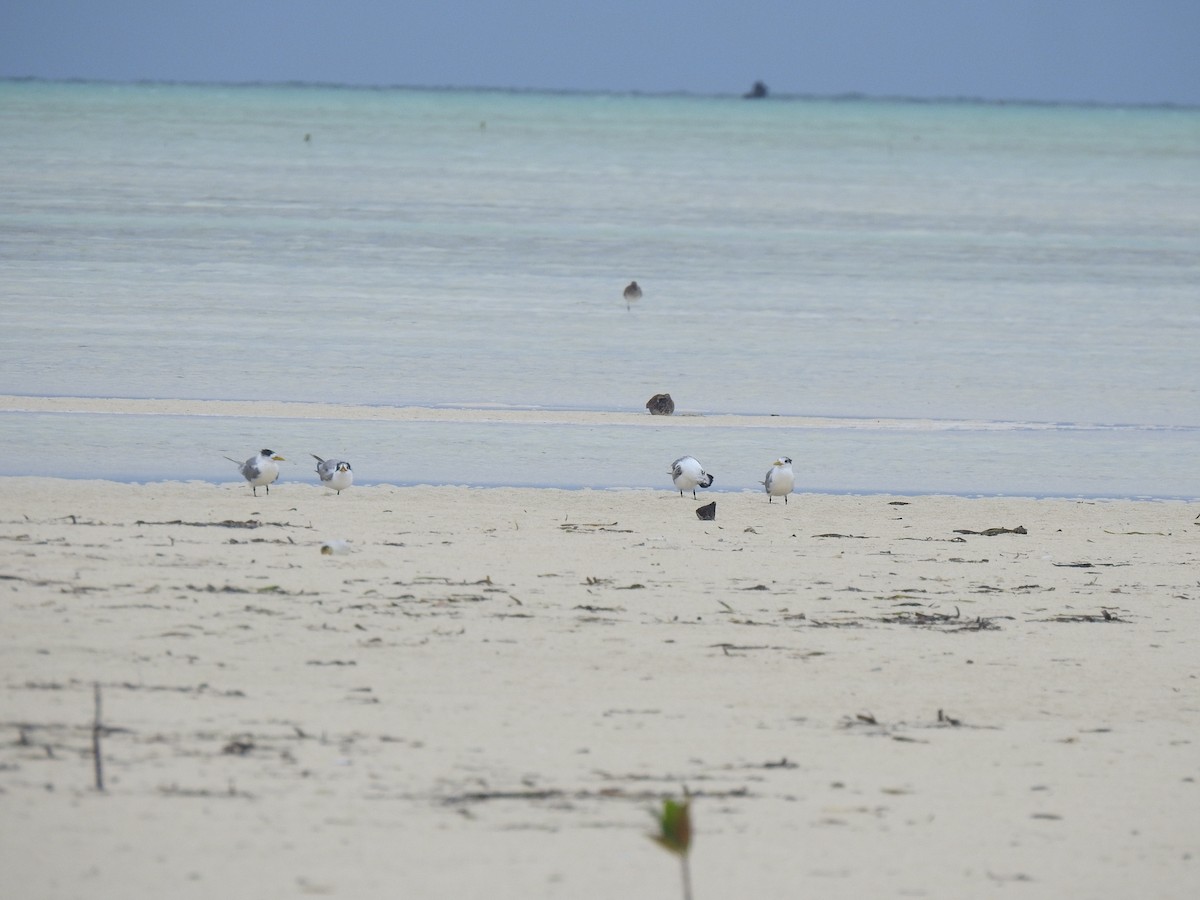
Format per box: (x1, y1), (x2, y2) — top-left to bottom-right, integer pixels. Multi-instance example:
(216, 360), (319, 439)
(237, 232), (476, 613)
(650, 794), (694, 900)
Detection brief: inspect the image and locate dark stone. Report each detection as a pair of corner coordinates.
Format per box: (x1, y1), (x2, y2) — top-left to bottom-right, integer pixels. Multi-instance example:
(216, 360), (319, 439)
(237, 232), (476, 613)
(696, 501), (716, 521)
(646, 393), (675, 415)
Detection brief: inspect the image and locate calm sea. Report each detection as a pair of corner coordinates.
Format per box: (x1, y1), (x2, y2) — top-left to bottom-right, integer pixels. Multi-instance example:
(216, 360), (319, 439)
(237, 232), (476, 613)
(1, 80), (1197, 497)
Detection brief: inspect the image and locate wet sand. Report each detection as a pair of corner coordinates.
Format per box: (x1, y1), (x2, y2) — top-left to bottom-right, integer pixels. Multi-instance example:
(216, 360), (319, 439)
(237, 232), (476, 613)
(1, 477), (1198, 898)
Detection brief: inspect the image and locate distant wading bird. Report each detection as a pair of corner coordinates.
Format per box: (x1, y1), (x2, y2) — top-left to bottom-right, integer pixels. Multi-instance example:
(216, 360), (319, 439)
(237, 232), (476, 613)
(623, 280), (642, 310)
(763, 457), (794, 503)
(312, 454), (353, 494)
(226, 449), (285, 496)
(670, 456), (714, 499)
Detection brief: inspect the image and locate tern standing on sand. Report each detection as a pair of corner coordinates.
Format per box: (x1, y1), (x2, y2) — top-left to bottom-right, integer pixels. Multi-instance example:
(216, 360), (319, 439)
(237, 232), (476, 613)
(312, 454), (354, 494)
(669, 456), (714, 499)
(226, 449), (285, 496)
(763, 457), (794, 503)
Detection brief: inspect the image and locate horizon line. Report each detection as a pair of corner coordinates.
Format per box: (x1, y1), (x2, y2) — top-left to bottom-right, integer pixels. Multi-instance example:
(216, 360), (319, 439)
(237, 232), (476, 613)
(2, 74), (1196, 113)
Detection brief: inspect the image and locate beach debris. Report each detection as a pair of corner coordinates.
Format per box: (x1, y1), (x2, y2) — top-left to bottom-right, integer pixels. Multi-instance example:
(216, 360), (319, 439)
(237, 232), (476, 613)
(181, 583), (312, 599)
(843, 710), (995, 740)
(803, 616), (866, 629)
(761, 757), (797, 769)
(135, 518), (305, 531)
(875, 605), (1005, 631)
(223, 737), (255, 755)
(559, 521), (633, 533)
(139, 518), (263, 528)
(1034, 608), (1130, 623)
(650, 793), (694, 900)
(928, 710), (999, 731)
(695, 501), (716, 521)
(440, 784), (741, 809)
(954, 616), (1003, 631)
(159, 783), (253, 800)
(937, 708), (962, 727)
(953, 526), (1027, 536)
(447, 788), (566, 805)
(92, 682), (105, 792)
(320, 540), (353, 556)
(713, 643), (788, 655)
(646, 392), (674, 415)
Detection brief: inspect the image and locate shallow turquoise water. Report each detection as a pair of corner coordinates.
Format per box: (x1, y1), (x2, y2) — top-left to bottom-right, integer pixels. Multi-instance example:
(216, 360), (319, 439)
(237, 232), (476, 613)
(1, 81), (1197, 496)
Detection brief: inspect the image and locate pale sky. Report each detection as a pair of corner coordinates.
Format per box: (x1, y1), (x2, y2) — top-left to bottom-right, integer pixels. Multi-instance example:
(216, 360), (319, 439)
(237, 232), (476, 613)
(3, 0), (1198, 106)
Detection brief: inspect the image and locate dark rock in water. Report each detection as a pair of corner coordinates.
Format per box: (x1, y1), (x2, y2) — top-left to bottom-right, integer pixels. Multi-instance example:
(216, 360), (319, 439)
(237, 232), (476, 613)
(744, 81), (768, 99)
(646, 393), (675, 416)
(696, 501), (716, 521)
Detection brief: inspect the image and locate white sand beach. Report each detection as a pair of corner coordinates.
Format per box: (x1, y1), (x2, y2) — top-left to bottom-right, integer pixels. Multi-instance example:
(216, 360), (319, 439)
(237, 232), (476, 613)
(1, 477), (1198, 898)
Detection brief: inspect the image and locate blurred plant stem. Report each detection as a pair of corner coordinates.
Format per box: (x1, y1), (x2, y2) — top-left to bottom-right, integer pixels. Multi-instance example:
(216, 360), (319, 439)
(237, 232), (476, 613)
(651, 794), (693, 900)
